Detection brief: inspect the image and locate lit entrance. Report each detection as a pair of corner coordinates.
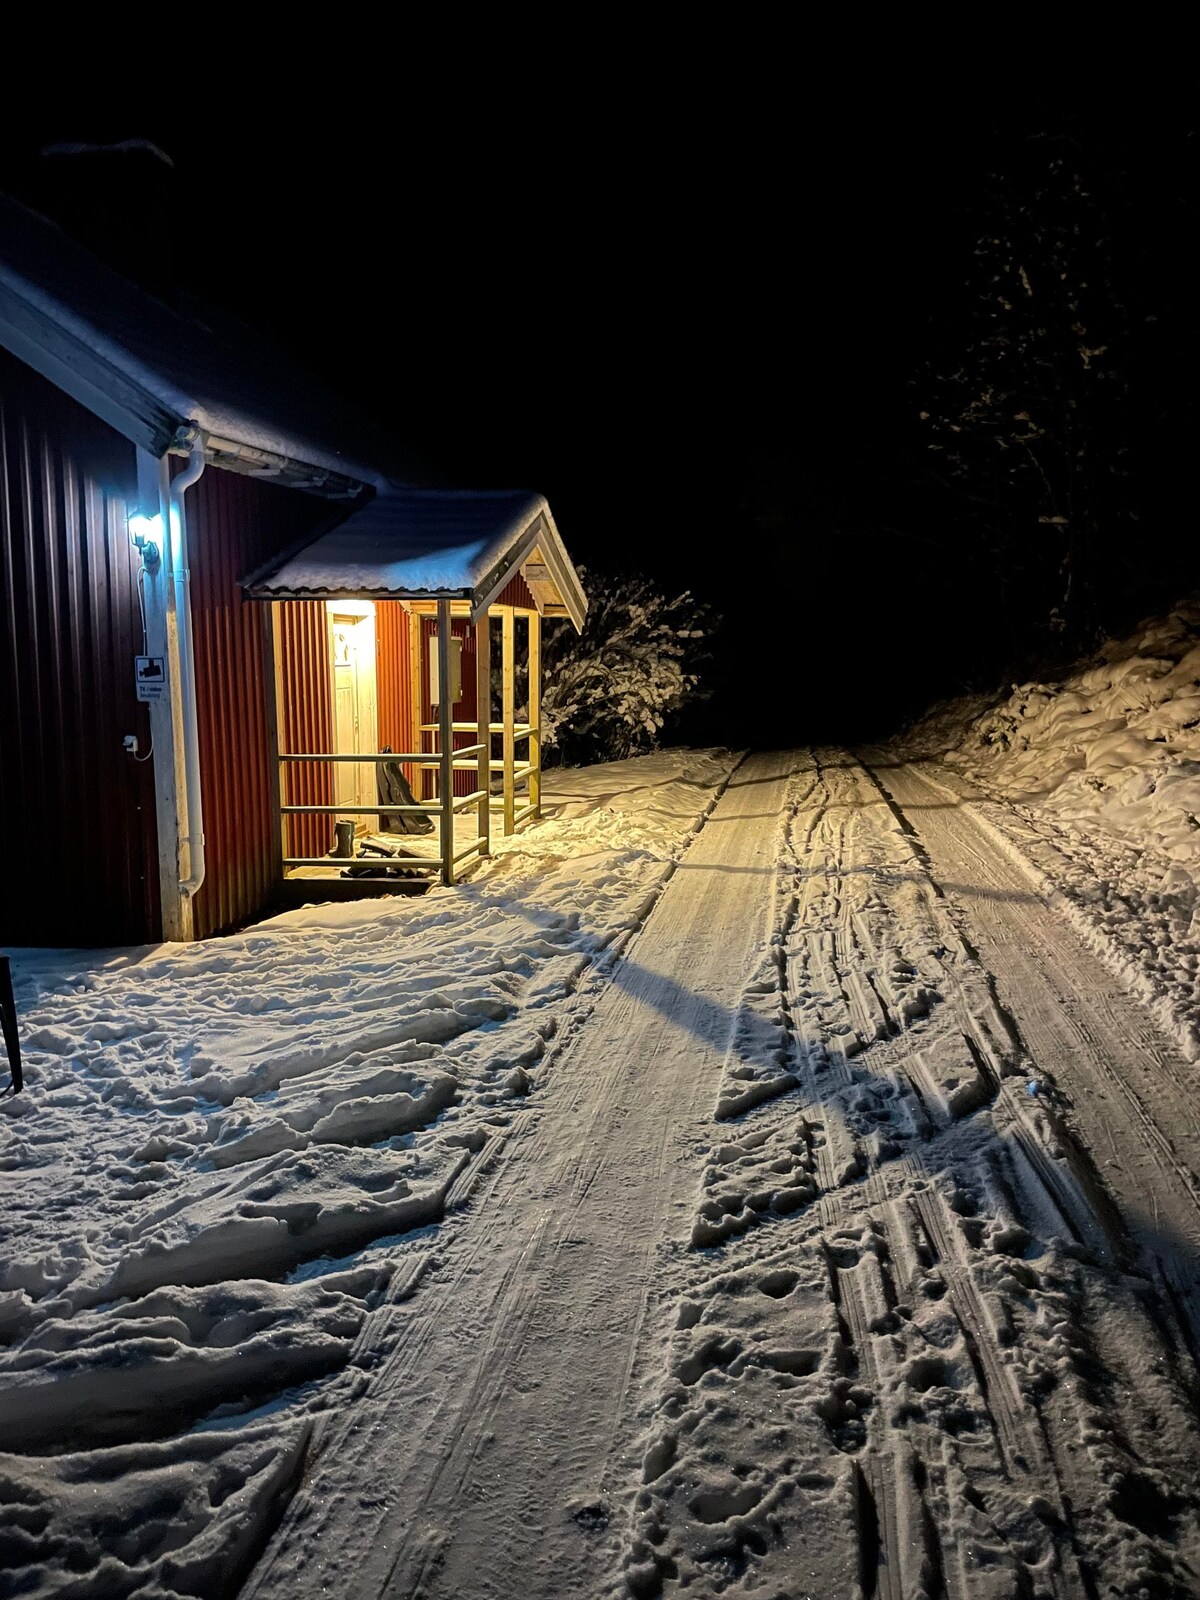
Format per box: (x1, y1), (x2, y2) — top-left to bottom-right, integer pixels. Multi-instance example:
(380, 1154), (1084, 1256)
(245, 486), (588, 890)
(327, 601), (377, 831)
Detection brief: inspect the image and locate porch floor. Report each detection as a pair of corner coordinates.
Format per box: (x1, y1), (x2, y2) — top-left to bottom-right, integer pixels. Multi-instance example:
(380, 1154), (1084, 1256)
(280, 807), (504, 908)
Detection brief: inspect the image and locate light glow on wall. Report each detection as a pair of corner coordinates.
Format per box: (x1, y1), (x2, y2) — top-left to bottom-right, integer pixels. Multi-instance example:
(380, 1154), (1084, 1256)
(128, 511), (164, 572)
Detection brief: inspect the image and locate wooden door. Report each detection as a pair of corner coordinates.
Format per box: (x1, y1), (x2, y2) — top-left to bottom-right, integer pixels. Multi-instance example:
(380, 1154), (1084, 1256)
(328, 605), (378, 828)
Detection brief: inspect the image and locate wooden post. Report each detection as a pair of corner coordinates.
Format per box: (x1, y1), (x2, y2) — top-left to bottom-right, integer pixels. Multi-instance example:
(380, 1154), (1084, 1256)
(408, 605), (424, 800)
(436, 599), (454, 885)
(528, 608), (541, 818)
(137, 449), (193, 941)
(475, 611), (491, 857)
(502, 605), (515, 836)
(262, 601), (286, 885)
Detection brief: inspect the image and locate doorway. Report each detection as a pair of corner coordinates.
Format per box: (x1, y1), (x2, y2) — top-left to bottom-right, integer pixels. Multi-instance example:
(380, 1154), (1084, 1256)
(327, 602), (378, 831)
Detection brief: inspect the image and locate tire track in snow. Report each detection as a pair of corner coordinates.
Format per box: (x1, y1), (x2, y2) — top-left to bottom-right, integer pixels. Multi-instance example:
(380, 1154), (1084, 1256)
(868, 756), (1200, 1334)
(241, 751), (791, 1600)
(860, 754), (1200, 1589)
(799, 757), (1092, 1598)
(627, 749), (1200, 1599)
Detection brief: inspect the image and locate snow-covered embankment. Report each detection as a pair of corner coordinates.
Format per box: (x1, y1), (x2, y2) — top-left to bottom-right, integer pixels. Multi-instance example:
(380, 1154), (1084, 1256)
(898, 600), (1200, 1060)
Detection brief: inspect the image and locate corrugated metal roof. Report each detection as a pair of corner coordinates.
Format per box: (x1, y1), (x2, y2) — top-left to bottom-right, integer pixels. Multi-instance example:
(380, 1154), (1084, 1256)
(241, 487), (588, 629)
(0, 193), (421, 493)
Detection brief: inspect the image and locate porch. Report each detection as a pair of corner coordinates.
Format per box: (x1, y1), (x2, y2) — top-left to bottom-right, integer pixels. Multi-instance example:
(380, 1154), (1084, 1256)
(243, 488), (585, 902)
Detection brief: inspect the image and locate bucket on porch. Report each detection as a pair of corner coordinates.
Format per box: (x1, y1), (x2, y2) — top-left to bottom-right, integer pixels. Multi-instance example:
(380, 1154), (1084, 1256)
(330, 820), (356, 859)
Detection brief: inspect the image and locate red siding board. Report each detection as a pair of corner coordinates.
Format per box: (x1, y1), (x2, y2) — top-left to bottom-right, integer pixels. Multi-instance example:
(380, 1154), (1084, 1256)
(494, 572), (536, 610)
(411, 613), (482, 798)
(0, 348), (159, 946)
(377, 601), (414, 787)
(277, 602), (334, 864)
(453, 618), (480, 797)
(186, 467), (330, 937)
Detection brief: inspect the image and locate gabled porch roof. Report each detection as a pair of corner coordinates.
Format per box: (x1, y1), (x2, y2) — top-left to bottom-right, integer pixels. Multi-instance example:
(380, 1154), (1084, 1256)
(241, 487), (587, 629)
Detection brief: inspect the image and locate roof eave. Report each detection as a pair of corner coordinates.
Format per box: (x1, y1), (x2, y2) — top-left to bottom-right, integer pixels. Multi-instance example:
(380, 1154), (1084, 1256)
(247, 584), (473, 602)
(0, 281), (183, 457)
(200, 435), (364, 499)
(0, 280), (372, 498)
(469, 508), (587, 632)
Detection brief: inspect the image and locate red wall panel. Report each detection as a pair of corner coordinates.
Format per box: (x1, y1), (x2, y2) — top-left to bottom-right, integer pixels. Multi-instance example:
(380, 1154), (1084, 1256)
(413, 614), (483, 798)
(376, 600), (414, 790)
(186, 468), (329, 935)
(278, 602), (334, 865)
(408, 596), (541, 801)
(494, 572), (536, 610)
(0, 348), (160, 946)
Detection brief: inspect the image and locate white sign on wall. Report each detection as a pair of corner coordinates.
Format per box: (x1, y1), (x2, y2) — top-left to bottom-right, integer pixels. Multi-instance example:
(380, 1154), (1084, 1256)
(134, 655), (167, 701)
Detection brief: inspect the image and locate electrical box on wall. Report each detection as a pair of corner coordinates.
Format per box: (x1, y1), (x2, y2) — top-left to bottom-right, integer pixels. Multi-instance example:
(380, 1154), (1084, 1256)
(429, 634), (463, 706)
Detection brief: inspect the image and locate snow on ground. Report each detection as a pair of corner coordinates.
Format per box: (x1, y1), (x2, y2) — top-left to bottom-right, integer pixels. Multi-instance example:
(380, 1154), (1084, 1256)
(622, 751), (1200, 1599)
(896, 599), (1200, 1060)
(0, 748), (736, 1600)
(8, 606), (1200, 1600)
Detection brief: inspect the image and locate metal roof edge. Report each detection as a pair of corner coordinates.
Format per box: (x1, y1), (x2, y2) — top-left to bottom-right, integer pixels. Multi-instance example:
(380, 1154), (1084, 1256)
(0, 264), (384, 495)
(537, 504), (589, 631)
(0, 280), (183, 457)
(246, 584), (474, 602)
(239, 486), (378, 593)
(469, 503), (587, 631)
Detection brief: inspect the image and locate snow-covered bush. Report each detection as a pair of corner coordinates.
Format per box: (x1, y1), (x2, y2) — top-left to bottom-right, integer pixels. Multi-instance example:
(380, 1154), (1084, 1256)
(538, 568), (716, 765)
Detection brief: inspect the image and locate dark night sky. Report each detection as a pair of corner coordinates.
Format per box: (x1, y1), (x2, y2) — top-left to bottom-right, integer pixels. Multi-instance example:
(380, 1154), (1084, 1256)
(3, 90), (1193, 745)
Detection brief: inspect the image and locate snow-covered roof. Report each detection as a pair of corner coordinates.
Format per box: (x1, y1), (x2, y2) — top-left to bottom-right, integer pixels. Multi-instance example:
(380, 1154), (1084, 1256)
(242, 487), (587, 629)
(0, 193), (421, 494)
(0, 194), (585, 622)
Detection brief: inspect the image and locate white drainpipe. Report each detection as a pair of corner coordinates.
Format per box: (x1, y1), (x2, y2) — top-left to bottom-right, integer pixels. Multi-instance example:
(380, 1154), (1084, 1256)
(169, 431), (207, 901)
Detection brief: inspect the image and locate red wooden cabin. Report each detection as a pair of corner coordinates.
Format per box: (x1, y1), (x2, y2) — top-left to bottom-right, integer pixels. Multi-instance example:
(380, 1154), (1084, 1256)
(0, 195), (585, 946)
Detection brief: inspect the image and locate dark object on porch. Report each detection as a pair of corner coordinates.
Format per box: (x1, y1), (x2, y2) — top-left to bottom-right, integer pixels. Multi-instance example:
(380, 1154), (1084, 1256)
(330, 820), (357, 858)
(378, 750), (434, 835)
(1, 955), (22, 1095)
(342, 838), (425, 880)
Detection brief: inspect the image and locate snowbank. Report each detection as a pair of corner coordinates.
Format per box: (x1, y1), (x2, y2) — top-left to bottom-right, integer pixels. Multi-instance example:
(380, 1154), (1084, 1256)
(0, 747), (737, 1599)
(912, 600), (1200, 863)
(898, 598), (1200, 1057)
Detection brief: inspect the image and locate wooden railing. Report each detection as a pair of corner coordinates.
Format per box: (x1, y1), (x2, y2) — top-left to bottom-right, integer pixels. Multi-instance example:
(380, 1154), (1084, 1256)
(276, 745), (488, 883)
(269, 598), (542, 889)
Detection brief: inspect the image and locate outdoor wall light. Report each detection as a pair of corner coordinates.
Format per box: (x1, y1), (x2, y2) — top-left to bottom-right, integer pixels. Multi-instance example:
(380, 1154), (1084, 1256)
(129, 511), (164, 573)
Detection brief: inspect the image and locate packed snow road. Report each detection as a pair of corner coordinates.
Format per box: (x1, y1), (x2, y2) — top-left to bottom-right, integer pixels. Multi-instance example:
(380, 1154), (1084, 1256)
(618, 750), (1200, 1600)
(866, 756), (1200, 1336)
(0, 750), (739, 1598)
(246, 750), (797, 1600)
(254, 746), (1200, 1599)
(4, 744), (1200, 1599)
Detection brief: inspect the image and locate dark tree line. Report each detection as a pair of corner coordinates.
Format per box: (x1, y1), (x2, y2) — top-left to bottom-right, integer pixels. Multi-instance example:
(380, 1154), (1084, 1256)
(915, 121), (1197, 660)
(732, 116), (1198, 737)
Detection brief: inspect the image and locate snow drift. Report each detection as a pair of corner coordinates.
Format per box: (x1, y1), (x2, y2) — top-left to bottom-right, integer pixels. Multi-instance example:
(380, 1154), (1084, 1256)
(897, 598), (1200, 1059)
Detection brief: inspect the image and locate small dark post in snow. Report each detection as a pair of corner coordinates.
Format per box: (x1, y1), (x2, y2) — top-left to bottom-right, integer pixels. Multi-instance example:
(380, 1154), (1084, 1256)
(0, 956), (22, 1094)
